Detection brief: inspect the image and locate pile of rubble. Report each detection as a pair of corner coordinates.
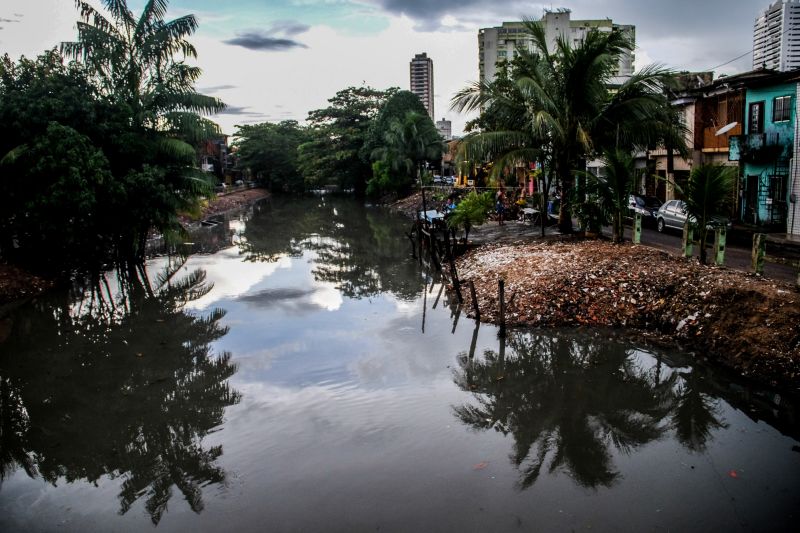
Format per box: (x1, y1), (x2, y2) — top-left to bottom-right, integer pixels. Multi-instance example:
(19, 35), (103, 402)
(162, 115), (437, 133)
(456, 240), (800, 388)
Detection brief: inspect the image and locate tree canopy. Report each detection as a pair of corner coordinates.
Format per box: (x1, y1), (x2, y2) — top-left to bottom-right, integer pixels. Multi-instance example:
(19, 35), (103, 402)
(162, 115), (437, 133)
(234, 120), (310, 193)
(0, 0), (224, 275)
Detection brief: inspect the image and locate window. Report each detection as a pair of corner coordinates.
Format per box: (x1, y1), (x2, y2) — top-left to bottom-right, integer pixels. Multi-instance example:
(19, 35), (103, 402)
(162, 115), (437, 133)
(773, 95), (792, 122)
(749, 101), (765, 133)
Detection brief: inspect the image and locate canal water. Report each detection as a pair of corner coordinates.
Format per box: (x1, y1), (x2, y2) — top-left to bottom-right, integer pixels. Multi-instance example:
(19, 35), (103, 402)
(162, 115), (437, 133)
(1, 196), (798, 532)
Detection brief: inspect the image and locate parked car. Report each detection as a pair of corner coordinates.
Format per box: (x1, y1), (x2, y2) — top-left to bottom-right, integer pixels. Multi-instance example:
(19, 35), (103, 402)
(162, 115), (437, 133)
(628, 194), (662, 226)
(433, 175), (444, 185)
(655, 200), (731, 233)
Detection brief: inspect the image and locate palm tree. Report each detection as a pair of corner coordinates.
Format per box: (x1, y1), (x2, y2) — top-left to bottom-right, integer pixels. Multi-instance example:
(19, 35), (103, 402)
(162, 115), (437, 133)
(61, 1), (226, 263)
(62, 1), (224, 131)
(452, 19), (683, 234)
(369, 111), (444, 196)
(583, 149), (637, 242)
(679, 164), (736, 264)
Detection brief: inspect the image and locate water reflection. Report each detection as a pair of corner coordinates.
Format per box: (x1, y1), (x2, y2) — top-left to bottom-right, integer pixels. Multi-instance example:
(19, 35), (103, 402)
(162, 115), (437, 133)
(0, 260), (240, 524)
(451, 330), (729, 489)
(238, 195), (421, 300)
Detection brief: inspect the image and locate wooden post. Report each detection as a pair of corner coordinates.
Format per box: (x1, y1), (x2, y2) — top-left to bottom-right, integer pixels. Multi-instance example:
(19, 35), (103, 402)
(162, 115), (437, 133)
(682, 224), (694, 258)
(498, 279), (506, 337)
(633, 213), (642, 244)
(469, 280), (480, 319)
(468, 321), (480, 359)
(752, 233), (766, 274)
(416, 221), (422, 264)
(451, 304), (462, 334)
(713, 227), (727, 266)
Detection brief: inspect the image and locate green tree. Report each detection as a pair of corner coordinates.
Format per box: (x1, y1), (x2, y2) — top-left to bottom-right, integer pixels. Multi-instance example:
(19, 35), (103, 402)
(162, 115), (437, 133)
(360, 90), (429, 162)
(234, 120), (310, 192)
(368, 110), (444, 198)
(581, 149), (637, 242)
(678, 164), (737, 264)
(446, 191), (495, 243)
(452, 19), (683, 233)
(59, 0), (226, 265)
(298, 86), (394, 194)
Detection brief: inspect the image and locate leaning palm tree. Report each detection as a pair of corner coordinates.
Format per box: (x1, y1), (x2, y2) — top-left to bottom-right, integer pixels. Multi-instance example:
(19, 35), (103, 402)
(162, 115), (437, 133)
(679, 164), (737, 264)
(452, 19), (683, 234)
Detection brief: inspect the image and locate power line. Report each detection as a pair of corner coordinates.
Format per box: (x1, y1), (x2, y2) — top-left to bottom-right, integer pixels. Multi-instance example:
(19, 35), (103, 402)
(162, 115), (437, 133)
(706, 49), (753, 71)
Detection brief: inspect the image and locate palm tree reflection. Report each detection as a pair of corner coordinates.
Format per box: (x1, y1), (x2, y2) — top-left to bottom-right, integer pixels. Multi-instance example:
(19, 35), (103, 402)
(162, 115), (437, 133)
(453, 331), (678, 489)
(0, 259), (240, 524)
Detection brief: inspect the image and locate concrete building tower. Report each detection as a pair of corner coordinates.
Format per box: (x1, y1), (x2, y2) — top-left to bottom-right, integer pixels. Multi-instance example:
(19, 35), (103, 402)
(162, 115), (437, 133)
(753, 0), (800, 71)
(410, 53), (434, 119)
(436, 117), (452, 140)
(478, 9), (635, 83)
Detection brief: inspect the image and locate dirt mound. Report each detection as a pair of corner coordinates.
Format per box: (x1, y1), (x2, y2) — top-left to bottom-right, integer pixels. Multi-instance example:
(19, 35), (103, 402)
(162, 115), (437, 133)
(455, 240), (800, 388)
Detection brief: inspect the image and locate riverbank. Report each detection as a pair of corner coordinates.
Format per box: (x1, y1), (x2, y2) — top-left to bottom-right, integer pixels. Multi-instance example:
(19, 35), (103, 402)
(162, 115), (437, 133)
(455, 239), (800, 389)
(0, 187), (271, 306)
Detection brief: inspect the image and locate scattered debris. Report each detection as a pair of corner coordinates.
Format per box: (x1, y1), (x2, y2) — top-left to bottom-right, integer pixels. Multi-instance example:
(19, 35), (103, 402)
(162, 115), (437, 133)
(455, 240), (800, 389)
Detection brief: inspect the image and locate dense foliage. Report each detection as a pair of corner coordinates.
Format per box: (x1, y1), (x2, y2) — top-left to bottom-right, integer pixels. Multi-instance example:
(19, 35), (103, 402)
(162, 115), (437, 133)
(298, 86), (395, 195)
(0, 0), (224, 275)
(233, 120), (310, 192)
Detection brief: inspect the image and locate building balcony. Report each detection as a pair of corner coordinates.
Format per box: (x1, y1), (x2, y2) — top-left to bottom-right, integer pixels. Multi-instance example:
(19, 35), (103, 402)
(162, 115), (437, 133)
(700, 123), (741, 152)
(728, 133), (785, 164)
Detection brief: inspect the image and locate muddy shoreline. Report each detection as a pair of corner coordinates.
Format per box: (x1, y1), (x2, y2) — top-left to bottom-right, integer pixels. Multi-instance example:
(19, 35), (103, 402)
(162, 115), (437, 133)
(453, 239), (800, 390)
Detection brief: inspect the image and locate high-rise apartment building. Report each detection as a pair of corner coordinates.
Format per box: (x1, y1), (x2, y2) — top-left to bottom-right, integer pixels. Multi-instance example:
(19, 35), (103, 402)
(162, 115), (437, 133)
(478, 9), (635, 83)
(410, 53), (434, 119)
(753, 0), (800, 71)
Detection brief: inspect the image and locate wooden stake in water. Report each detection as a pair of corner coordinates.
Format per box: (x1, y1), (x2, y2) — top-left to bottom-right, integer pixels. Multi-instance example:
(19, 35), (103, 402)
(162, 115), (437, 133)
(498, 279), (506, 337)
(469, 280), (480, 320)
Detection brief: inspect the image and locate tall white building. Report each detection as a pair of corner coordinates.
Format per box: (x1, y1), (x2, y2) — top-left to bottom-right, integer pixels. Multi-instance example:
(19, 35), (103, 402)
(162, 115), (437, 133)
(410, 53), (434, 119)
(478, 9), (635, 83)
(753, 0), (800, 71)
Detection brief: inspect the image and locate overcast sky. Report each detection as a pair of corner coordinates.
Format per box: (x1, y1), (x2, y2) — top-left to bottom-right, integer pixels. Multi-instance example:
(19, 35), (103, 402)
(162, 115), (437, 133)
(0, 0), (768, 136)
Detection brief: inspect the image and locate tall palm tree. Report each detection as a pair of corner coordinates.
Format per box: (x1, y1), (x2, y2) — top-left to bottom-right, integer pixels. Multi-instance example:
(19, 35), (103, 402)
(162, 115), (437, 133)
(60, 0), (226, 263)
(680, 164), (736, 264)
(62, 0), (224, 147)
(452, 19), (683, 234)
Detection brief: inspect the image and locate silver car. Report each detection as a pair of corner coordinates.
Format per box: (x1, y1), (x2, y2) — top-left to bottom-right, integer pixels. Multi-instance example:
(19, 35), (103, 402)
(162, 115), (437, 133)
(656, 200), (731, 233)
(656, 200), (688, 232)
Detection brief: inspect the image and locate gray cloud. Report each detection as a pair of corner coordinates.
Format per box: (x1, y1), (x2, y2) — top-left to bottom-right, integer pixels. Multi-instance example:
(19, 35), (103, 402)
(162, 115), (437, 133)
(0, 17), (21, 23)
(368, 0), (763, 71)
(199, 84), (238, 94)
(237, 287), (325, 315)
(214, 105), (267, 117)
(224, 30), (308, 51)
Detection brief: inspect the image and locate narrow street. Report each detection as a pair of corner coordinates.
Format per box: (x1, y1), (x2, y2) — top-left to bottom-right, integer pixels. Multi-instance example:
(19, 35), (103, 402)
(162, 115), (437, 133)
(617, 223), (798, 283)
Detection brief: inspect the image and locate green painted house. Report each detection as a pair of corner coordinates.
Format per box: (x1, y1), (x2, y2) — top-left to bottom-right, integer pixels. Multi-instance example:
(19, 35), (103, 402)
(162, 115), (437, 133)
(730, 71), (800, 230)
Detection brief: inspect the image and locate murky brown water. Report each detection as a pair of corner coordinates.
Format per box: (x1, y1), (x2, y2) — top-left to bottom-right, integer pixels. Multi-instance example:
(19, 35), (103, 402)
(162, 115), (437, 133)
(1, 196), (798, 532)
